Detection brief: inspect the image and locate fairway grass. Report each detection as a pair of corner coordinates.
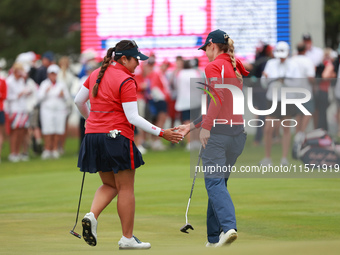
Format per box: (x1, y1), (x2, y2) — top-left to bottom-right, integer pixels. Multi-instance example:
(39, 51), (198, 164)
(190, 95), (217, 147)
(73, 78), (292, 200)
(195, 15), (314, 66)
(0, 138), (340, 254)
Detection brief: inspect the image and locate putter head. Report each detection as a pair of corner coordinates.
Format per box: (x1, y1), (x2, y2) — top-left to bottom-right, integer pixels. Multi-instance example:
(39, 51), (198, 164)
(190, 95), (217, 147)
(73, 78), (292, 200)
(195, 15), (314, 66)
(70, 230), (81, 239)
(180, 223), (194, 234)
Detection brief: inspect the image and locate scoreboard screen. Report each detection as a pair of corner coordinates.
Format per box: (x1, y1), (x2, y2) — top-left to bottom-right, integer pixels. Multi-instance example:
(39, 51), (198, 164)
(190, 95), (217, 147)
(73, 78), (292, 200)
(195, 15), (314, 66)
(81, 0), (289, 64)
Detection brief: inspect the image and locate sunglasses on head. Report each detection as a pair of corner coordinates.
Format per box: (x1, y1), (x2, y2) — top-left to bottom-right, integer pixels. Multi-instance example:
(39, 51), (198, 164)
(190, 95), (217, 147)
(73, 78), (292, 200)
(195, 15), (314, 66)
(121, 40), (137, 50)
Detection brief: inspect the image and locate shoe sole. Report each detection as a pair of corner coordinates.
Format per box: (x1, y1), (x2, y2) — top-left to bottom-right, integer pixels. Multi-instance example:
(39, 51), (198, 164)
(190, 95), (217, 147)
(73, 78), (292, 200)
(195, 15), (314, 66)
(216, 232), (238, 247)
(82, 218), (97, 246)
(119, 246), (151, 250)
(225, 233), (237, 245)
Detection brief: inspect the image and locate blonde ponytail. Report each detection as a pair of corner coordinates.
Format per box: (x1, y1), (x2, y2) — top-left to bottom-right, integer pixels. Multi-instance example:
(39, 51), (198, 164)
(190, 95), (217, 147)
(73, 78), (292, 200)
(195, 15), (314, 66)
(227, 38), (243, 84)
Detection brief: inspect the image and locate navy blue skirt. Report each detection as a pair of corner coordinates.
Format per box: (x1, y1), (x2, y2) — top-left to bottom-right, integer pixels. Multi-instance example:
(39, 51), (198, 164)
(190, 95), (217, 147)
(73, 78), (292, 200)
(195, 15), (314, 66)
(77, 133), (145, 174)
(0, 111), (5, 125)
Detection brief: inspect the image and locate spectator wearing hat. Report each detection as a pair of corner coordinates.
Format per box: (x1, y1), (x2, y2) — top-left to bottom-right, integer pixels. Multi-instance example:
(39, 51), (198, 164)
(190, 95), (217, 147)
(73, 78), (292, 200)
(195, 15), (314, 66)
(15, 51), (41, 83)
(303, 33), (324, 68)
(38, 64), (71, 159)
(34, 51), (55, 85)
(259, 41), (300, 166)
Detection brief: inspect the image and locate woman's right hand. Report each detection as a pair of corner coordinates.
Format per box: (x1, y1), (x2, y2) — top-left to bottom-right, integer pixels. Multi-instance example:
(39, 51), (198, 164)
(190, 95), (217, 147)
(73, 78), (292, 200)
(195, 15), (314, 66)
(163, 127), (183, 143)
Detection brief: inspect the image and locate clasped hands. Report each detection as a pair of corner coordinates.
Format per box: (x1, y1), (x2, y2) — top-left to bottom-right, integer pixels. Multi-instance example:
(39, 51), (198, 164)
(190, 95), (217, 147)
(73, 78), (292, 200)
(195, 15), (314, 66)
(163, 123), (210, 149)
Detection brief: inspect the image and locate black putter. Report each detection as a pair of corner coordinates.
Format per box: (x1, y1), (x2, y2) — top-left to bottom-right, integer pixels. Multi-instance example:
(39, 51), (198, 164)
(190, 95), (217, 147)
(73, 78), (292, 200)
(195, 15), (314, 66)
(180, 146), (202, 234)
(70, 172), (86, 239)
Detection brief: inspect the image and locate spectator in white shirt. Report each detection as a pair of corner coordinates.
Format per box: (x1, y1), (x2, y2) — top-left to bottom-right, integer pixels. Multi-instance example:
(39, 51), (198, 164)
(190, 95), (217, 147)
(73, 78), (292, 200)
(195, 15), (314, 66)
(6, 63), (33, 162)
(260, 41), (300, 166)
(175, 59), (202, 150)
(38, 64), (71, 159)
(303, 33), (324, 68)
(57, 56), (78, 155)
(291, 42), (315, 142)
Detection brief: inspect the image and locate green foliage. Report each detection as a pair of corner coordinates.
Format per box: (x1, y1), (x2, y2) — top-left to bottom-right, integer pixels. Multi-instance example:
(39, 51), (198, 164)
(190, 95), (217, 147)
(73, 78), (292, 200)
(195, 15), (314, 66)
(0, 0), (80, 64)
(0, 0), (339, 67)
(325, 0), (340, 48)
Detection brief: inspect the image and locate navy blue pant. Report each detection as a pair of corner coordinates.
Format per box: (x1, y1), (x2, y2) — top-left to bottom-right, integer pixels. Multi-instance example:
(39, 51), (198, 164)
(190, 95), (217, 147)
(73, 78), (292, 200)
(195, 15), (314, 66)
(252, 90), (267, 143)
(315, 90), (329, 131)
(202, 132), (246, 243)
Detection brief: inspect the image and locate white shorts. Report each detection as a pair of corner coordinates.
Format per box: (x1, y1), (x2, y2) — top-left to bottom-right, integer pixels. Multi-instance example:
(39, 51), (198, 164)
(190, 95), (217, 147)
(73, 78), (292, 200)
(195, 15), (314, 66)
(40, 108), (67, 135)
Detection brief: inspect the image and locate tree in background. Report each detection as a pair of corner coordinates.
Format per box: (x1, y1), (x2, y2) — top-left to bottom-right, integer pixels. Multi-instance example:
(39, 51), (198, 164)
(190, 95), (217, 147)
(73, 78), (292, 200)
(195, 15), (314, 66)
(0, 0), (80, 64)
(325, 0), (340, 49)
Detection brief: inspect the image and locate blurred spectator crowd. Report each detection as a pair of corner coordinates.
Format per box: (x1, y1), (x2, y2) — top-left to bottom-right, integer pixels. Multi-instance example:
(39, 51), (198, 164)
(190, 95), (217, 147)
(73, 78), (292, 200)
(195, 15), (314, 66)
(0, 33), (339, 164)
(247, 34), (340, 166)
(0, 48), (204, 163)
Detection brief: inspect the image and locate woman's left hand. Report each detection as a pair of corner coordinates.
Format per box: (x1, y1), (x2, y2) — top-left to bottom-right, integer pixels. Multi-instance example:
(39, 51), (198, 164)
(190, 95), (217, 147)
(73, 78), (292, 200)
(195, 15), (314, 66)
(200, 128), (210, 149)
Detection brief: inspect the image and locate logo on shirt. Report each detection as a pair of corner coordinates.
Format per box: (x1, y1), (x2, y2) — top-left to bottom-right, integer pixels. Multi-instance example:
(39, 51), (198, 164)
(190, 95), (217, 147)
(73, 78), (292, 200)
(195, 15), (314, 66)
(200, 82), (311, 116)
(196, 82), (222, 107)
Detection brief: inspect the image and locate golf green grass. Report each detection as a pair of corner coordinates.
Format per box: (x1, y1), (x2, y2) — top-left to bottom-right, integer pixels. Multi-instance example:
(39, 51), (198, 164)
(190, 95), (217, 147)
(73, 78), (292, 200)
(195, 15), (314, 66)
(0, 137), (340, 255)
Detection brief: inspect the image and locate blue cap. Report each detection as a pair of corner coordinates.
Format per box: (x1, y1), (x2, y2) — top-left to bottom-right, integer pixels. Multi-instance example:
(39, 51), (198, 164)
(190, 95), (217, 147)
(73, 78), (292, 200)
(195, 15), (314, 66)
(198, 29), (229, 51)
(115, 41), (148, 61)
(42, 51), (54, 61)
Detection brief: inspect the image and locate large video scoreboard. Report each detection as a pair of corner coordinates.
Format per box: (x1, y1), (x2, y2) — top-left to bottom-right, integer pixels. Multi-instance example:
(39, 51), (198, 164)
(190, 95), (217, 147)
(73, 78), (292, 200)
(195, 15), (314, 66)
(81, 0), (289, 64)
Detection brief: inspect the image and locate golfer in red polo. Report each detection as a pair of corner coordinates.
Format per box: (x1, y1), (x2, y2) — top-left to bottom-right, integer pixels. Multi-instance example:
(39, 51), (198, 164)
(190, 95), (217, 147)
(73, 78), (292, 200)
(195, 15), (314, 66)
(74, 40), (183, 249)
(178, 29), (249, 247)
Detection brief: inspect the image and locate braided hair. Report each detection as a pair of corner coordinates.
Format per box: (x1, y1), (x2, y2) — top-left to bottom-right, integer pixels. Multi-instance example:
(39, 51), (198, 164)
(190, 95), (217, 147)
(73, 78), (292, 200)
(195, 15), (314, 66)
(215, 36), (243, 83)
(92, 40), (135, 97)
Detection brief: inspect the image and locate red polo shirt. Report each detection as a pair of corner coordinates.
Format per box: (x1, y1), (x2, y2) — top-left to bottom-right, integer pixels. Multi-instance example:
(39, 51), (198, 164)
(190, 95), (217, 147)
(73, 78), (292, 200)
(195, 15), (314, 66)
(0, 78), (7, 111)
(198, 54), (249, 132)
(84, 61), (138, 141)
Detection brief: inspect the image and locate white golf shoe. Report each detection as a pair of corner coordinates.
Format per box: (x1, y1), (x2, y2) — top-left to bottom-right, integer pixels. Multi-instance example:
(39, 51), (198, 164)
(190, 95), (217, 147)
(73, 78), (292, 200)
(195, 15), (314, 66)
(82, 212), (97, 246)
(215, 229), (238, 247)
(280, 157), (289, 166)
(205, 242), (217, 247)
(118, 235), (151, 249)
(41, 150), (51, 160)
(51, 150), (60, 159)
(259, 157), (272, 166)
